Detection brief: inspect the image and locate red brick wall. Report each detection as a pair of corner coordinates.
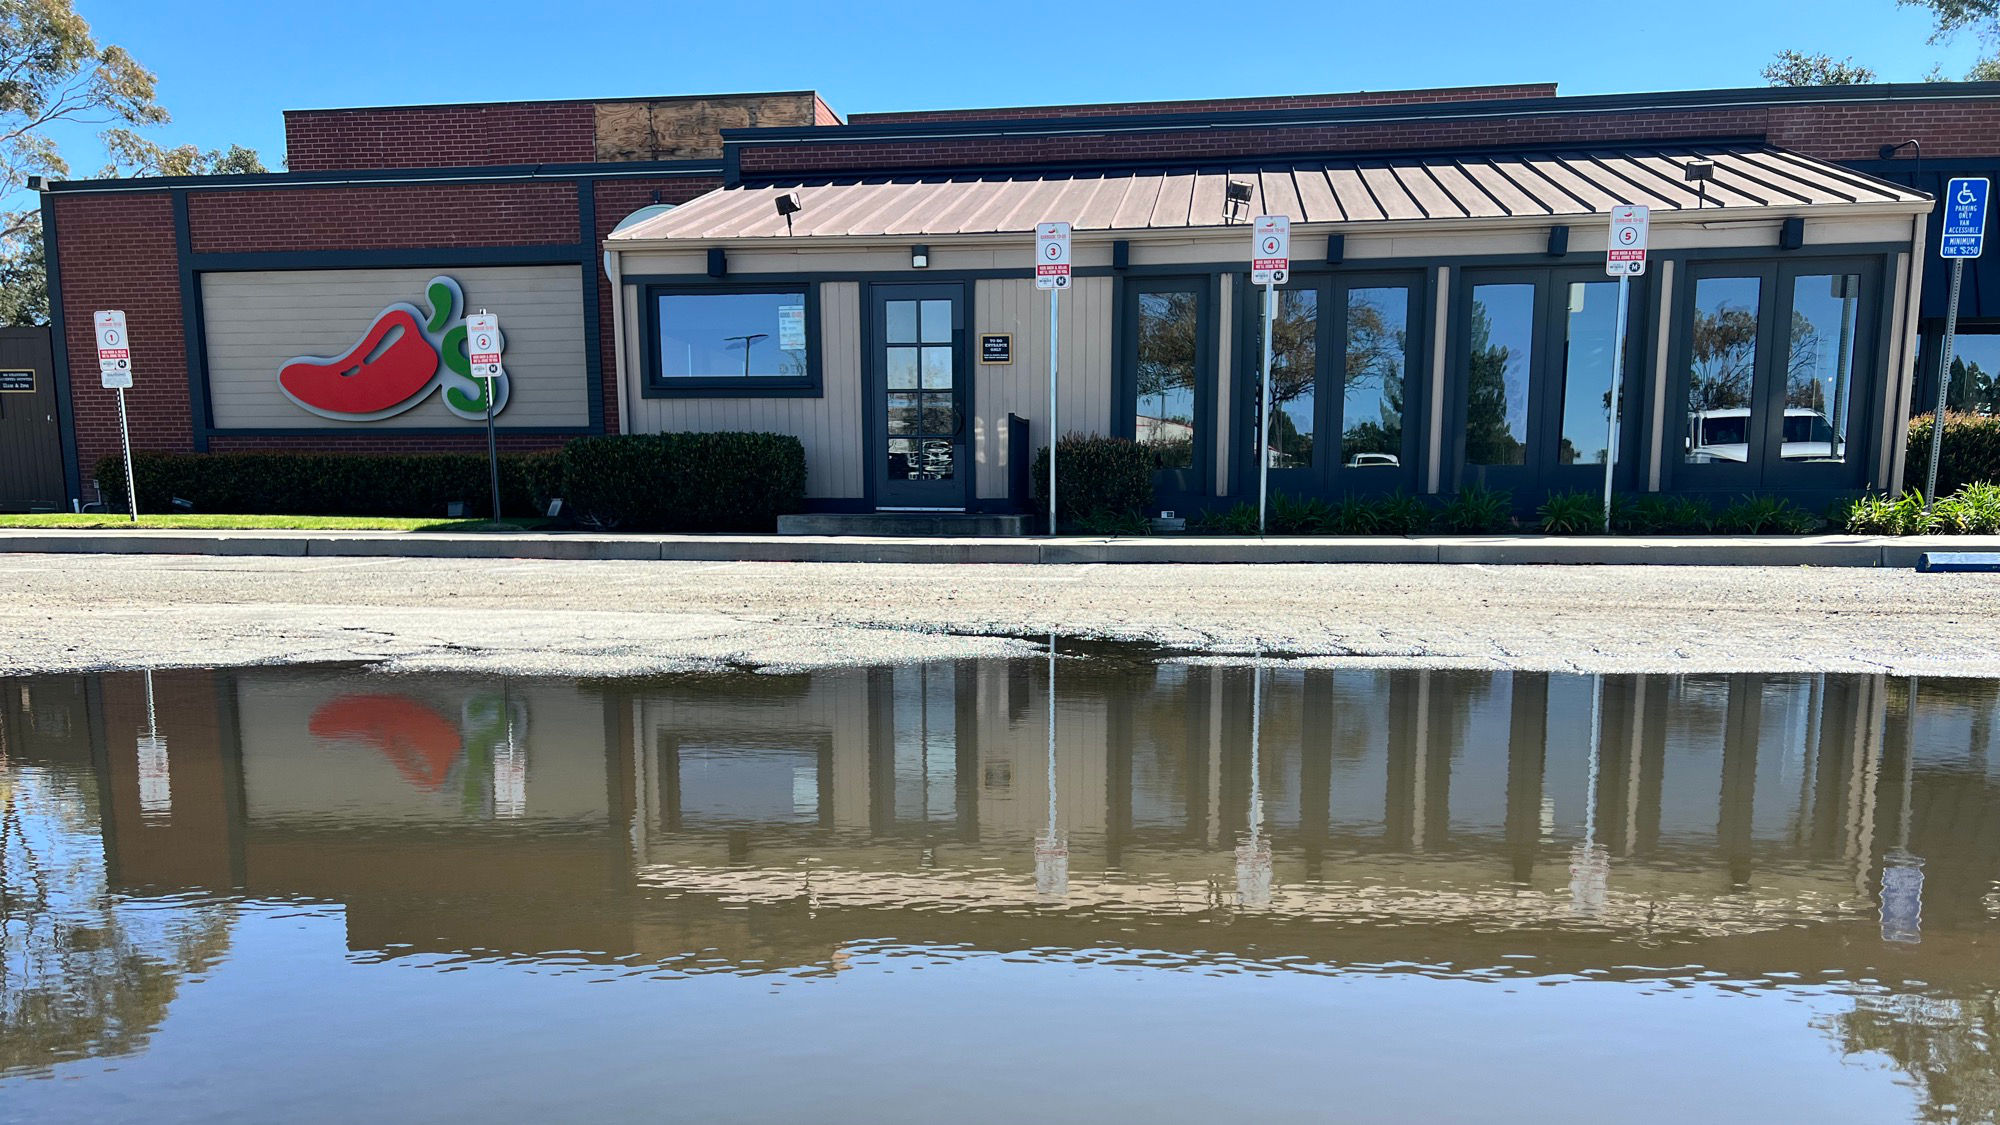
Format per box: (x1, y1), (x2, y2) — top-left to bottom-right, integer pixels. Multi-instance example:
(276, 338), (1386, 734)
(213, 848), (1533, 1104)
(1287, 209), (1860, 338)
(187, 182), (582, 253)
(52, 192), (190, 491)
(740, 98), (2000, 178)
(285, 102), (596, 172)
(847, 83), (1561, 125)
(591, 176), (725, 434)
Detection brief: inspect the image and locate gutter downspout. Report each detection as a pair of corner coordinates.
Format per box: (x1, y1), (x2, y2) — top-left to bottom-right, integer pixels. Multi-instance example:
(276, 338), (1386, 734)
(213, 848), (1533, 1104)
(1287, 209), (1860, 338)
(603, 247), (629, 435)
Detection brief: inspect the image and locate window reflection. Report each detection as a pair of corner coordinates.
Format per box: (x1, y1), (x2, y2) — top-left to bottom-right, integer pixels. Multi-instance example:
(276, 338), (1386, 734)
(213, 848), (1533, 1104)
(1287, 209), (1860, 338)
(1933, 329), (2000, 415)
(884, 297), (956, 483)
(1686, 276), (1762, 464)
(1342, 287), (1408, 468)
(1136, 291), (1198, 470)
(1558, 281), (1620, 465)
(656, 290), (808, 380)
(1266, 288), (1317, 469)
(1466, 283), (1534, 466)
(1784, 274), (1861, 462)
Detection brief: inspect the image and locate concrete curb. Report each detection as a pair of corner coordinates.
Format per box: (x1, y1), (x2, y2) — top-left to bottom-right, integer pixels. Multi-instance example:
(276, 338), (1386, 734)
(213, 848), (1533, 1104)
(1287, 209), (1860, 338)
(6, 529), (2000, 566)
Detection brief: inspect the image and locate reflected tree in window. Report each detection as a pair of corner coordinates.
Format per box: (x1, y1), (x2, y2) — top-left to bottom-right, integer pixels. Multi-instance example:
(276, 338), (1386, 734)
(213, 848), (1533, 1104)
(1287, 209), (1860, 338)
(1948, 357), (1999, 414)
(1821, 989), (2000, 1125)
(1690, 302), (1760, 412)
(1465, 299), (1526, 466)
(1136, 291), (1198, 470)
(1264, 290), (1317, 469)
(1342, 289), (1407, 464)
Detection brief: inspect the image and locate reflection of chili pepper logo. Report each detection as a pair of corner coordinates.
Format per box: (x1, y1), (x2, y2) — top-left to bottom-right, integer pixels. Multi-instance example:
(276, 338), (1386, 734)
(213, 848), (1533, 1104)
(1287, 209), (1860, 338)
(308, 694), (464, 791)
(277, 276), (507, 422)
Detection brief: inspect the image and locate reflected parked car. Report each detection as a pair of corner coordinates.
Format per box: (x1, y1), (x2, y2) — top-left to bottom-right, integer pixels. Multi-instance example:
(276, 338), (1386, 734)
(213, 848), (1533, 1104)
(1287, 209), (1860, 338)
(1686, 407), (1842, 463)
(1345, 452), (1400, 468)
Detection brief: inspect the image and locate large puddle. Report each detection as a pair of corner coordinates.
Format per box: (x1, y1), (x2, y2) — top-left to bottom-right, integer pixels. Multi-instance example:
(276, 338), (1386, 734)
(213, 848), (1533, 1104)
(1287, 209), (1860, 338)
(2, 659), (1996, 1123)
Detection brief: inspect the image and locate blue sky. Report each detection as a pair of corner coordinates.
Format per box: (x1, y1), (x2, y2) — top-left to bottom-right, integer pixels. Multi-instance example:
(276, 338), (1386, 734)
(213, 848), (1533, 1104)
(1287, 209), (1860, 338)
(67, 0), (2000, 170)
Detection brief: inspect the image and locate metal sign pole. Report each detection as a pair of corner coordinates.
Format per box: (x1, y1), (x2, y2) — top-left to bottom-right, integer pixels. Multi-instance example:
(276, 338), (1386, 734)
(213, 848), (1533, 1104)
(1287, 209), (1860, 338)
(1601, 272), (1631, 532)
(116, 387), (137, 522)
(1259, 279), (1275, 535)
(1049, 287), (1059, 536)
(1925, 258), (1964, 511)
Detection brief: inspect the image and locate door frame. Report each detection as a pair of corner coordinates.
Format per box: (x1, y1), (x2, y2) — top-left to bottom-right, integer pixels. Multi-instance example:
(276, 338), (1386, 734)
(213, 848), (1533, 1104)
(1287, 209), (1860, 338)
(865, 280), (975, 511)
(1116, 274), (1218, 514)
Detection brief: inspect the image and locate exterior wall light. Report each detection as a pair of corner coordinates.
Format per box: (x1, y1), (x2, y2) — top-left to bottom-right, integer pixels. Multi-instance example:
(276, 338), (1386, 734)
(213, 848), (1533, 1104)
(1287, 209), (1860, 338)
(1225, 179), (1253, 224)
(1683, 159), (1715, 209)
(911, 245), (929, 269)
(775, 191), (803, 235)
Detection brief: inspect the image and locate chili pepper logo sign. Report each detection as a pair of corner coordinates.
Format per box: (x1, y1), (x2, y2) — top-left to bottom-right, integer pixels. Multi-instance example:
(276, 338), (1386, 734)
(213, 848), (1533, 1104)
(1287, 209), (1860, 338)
(277, 276), (508, 421)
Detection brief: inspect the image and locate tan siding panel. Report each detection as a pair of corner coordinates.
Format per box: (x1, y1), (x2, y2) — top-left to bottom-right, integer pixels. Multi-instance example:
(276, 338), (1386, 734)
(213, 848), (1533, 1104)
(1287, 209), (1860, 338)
(202, 266), (588, 430)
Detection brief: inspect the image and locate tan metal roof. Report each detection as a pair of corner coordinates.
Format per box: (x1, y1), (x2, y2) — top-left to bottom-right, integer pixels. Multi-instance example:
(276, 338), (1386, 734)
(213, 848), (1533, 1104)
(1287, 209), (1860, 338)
(608, 145), (1927, 243)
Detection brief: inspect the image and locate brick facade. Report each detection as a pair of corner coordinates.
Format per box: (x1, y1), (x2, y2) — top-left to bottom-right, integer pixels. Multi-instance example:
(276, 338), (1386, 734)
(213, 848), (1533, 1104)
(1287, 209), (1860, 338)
(590, 176), (724, 435)
(187, 182), (583, 254)
(284, 102), (597, 172)
(51, 192), (190, 488)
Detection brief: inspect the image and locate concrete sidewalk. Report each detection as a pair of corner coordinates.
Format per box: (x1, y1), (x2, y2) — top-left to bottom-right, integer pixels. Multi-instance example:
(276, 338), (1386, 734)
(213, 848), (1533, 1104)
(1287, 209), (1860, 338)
(2, 527), (1998, 566)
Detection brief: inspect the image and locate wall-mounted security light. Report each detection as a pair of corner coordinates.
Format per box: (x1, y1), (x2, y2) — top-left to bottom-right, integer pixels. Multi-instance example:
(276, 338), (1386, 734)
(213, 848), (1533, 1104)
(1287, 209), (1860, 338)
(1325, 234), (1345, 265)
(910, 245), (929, 269)
(1546, 225), (1570, 257)
(1224, 179), (1253, 224)
(1684, 159), (1716, 209)
(1780, 216), (1805, 251)
(25, 175), (46, 192)
(774, 191), (803, 235)
(707, 247), (727, 278)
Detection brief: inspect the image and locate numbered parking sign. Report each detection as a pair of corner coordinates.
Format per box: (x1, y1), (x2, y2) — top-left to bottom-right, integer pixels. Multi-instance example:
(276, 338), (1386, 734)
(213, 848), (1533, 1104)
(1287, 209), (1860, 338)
(1606, 205), (1649, 276)
(94, 309), (132, 388)
(1035, 222), (1072, 290)
(1251, 215), (1290, 285)
(466, 313), (503, 378)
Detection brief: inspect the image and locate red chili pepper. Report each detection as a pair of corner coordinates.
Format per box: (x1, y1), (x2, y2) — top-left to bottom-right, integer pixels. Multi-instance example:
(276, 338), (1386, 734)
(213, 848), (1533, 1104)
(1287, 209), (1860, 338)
(279, 307), (438, 416)
(308, 694), (463, 791)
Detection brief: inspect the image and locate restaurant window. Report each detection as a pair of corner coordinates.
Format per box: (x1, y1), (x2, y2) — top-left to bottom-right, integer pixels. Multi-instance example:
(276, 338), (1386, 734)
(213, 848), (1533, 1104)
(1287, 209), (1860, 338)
(1340, 285), (1411, 471)
(1677, 260), (1878, 485)
(1557, 281), (1622, 465)
(646, 285), (817, 395)
(1136, 289), (1200, 470)
(1918, 325), (2000, 416)
(1265, 288), (1318, 469)
(1465, 282), (1535, 467)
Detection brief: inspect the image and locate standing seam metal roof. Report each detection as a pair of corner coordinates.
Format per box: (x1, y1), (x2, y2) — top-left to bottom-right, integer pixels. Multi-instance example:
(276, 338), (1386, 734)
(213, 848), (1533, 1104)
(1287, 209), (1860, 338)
(608, 144), (1929, 244)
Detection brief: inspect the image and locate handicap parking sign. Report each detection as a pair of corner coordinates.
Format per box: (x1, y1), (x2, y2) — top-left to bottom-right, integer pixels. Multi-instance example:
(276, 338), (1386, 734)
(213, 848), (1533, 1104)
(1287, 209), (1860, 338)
(1942, 177), (1988, 259)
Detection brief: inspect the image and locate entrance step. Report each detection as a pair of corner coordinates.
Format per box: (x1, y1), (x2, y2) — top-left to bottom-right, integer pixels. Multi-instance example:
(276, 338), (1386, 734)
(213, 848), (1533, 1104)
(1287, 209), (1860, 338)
(777, 512), (1029, 537)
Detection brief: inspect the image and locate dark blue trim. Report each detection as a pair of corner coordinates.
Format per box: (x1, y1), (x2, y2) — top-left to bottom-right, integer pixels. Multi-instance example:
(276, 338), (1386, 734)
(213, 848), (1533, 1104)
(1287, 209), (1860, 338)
(577, 183), (605, 435)
(172, 191), (211, 452)
(637, 280), (824, 399)
(188, 244), (587, 272)
(40, 194), (81, 503)
(724, 145), (742, 188)
(42, 159), (723, 194)
(725, 82), (2000, 148)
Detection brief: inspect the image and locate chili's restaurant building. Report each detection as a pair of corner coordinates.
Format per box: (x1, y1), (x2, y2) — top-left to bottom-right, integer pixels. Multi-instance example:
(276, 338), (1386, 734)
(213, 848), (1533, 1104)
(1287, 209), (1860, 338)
(31, 81), (2000, 519)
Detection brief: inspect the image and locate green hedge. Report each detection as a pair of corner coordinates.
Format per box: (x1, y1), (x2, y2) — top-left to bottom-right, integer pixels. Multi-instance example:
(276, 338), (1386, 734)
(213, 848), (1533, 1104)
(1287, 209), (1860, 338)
(560, 433), (805, 532)
(1906, 412), (2000, 495)
(1030, 433), (1155, 527)
(96, 451), (561, 518)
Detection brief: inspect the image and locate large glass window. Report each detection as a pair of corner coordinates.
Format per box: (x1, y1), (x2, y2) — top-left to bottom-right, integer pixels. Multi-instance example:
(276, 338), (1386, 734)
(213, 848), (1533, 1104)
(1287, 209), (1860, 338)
(1137, 290), (1199, 470)
(885, 296), (958, 482)
(1685, 276), (1763, 465)
(1265, 288), (1317, 469)
(1784, 273), (1861, 463)
(654, 288), (810, 383)
(1465, 283), (1535, 466)
(1930, 329), (2000, 415)
(1557, 281), (1621, 466)
(1342, 286), (1409, 469)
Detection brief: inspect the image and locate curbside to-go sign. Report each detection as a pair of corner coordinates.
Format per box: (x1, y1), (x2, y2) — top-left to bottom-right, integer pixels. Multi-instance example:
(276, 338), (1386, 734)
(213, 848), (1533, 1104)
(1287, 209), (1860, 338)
(1606, 205), (1649, 276)
(1251, 215), (1290, 285)
(466, 313), (503, 378)
(1035, 222), (1072, 289)
(95, 309), (132, 388)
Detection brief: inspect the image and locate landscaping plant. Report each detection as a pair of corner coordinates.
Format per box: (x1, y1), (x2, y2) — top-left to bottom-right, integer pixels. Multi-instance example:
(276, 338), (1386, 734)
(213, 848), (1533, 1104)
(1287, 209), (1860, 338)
(1371, 492), (1435, 534)
(1536, 490), (1604, 534)
(1905, 412), (2000, 497)
(1191, 502), (1262, 535)
(1614, 495), (1715, 534)
(1433, 484), (1514, 533)
(1268, 492), (1336, 534)
(1031, 434), (1155, 528)
(1712, 495), (1821, 534)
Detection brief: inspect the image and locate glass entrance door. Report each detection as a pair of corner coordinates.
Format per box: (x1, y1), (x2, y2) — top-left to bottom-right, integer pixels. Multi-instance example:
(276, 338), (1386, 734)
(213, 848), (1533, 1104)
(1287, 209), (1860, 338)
(872, 284), (970, 510)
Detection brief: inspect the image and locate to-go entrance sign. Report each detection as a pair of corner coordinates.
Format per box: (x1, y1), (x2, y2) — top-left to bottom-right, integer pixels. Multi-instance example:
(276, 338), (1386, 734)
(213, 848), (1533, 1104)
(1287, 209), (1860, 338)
(466, 314), (503, 378)
(1035, 222), (1071, 289)
(95, 309), (132, 388)
(1606, 204), (1649, 276)
(1250, 215), (1289, 285)
(1941, 177), (1988, 258)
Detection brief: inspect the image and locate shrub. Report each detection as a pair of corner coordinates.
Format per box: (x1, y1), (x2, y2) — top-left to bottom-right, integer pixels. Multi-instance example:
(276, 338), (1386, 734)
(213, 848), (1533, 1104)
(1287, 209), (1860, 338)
(1906, 412), (2000, 496)
(1325, 494), (1383, 535)
(1268, 492), (1335, 534)
(1031, 433), (1155, 527)
(1537, 490), (1604, 534)
(1371, 492), (1435, 535)
(1849, 484), (2000, 535)
(1191, 502), (1261, 535)
(560, 433), (806, 532)
(1071, 509), (1153, 536)
(1433, 484), (1513, 533)
(1614, 495), (1715, 534)
(1938, 481), (2000, 533)
(1713, 494), (1821, 534)
(96, 450), (561, 519)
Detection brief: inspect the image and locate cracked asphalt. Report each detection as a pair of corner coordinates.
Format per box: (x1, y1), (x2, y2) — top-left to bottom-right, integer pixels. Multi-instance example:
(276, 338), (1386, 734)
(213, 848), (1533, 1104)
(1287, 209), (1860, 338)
(1, 552), (1997, 678)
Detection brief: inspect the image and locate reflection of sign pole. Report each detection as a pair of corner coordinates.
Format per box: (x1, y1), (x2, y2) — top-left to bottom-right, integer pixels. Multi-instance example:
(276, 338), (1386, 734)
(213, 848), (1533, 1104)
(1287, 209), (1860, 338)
(1882, 678), (1925, 943)
(1602, 206), (1647, 532)
(1036, 223), (1071, 536)
(1569, 675), (1611, 915)
(1250, 217), (1290, 535)
(1036, 632), (1068, 899)
(94, 310), (138, 522)
(1237, 653), (1273, 908)
(1929, 178), (1988, 511)
(467, 312), (504, 524)
(137, 668), (170, 820)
